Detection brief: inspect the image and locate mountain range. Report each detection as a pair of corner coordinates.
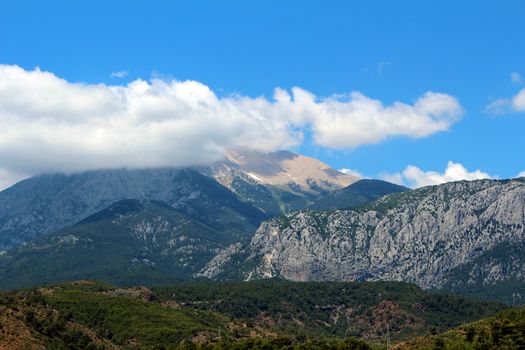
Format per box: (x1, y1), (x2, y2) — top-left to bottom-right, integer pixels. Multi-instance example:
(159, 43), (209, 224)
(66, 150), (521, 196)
(200, 177), (525, 303)
(1, 149), (525, 306)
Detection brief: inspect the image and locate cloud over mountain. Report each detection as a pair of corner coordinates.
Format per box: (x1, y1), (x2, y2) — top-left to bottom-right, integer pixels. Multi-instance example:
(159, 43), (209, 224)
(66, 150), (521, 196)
(0, 64), (463, 188)
(380, 161), (493, 188)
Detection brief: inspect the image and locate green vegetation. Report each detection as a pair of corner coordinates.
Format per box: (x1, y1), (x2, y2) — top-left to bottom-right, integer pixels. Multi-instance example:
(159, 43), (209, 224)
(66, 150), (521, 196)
(309, 180), (408, 212)
(442, 241), (525, 305)
(0, 281), (375, 349)
(0, 199), (256, 290)
(0, 279), (510, 349)
(153, 279), (505, 341)
(398, 307), (525, 349)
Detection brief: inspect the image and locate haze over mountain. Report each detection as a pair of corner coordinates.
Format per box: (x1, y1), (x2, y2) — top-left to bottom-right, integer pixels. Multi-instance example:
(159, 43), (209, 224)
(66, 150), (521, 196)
(0, 199), (235, 289)
(0, 168), (267, 250)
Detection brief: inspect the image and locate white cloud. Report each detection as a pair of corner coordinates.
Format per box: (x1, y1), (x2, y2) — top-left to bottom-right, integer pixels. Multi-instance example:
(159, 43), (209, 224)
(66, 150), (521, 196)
(485, 88), (525, 114)
(511, 72), (523, 85)
(513, 89), (525, 111)
(518, 171), (525, 178)
(380, 161), (493, 188)
(110, 70), (128, 78)
(289, 90), (463, 148)
(338, 168), (364, 178)
(0, 64), (464, 189)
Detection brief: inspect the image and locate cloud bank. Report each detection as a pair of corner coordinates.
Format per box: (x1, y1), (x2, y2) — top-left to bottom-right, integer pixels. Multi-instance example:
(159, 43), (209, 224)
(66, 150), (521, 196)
(380, 161), (493, 188)
(0, 64), (463, 189)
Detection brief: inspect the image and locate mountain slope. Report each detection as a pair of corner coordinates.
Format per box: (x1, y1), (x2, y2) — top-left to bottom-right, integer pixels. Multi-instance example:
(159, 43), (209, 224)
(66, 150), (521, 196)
(309, 179), (408, 211)
(219, 148), (357, 192)
(0, 280), (505, 348)
(442, 241), (525, 304)
(201, 149), (358, 215)
(0, 168), (267, 250)
(397, 307), (525, 349)
(0, 199), (244, 289)
(200, 178), (525, 291)
(153, 279), (504, 342)
(0, 281), (233, 349)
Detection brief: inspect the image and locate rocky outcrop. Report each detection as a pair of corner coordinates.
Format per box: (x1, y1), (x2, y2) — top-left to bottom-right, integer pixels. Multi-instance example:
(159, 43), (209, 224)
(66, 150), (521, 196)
(201, 178), (525, 289)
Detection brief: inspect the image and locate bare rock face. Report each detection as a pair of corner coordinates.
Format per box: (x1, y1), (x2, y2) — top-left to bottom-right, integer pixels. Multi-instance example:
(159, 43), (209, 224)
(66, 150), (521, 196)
(199, 148), (359, 216)
(201, 178), (525, 289)
(220, 148), (357, 191)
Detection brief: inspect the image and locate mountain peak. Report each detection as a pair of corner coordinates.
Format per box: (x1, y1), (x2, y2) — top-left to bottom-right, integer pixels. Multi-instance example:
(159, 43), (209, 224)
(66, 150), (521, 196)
(222, 148), (358, 191)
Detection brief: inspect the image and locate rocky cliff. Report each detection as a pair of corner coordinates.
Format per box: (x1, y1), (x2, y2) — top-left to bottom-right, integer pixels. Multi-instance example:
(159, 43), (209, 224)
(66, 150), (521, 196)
(200, 178), (525, 290)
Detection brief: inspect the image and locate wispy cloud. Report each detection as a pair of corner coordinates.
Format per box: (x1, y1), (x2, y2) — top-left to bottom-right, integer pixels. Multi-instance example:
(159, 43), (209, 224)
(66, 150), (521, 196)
(485, 89), (525, 115)
(376, 61), (392, 75)
(338, 168), (364, 179)
(110, 70), (128, 78)
(511, 72), (523, 85)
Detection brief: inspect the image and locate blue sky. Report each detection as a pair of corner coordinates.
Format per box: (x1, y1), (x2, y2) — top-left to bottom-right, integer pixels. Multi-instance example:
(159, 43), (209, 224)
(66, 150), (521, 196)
(1, 0), (524, 188)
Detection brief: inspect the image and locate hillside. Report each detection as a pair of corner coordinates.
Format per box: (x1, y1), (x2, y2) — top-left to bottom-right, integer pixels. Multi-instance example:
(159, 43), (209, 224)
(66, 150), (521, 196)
(309, 179), (408, 211)
(0, 280), (505, 349)
(397, 307), (525, 349)
(0, 199), (244, 290)
(0, 168), (267, 250)
(153, 279), (504, 342)
(200, 178), (525, 299)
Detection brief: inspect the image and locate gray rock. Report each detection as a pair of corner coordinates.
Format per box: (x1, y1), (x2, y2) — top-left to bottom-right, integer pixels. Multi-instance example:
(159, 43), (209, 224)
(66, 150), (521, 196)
(201, 178), (525, 289)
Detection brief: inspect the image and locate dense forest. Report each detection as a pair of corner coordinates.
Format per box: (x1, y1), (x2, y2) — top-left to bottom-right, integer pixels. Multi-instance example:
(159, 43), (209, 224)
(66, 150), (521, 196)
(0, 279), (516, 349)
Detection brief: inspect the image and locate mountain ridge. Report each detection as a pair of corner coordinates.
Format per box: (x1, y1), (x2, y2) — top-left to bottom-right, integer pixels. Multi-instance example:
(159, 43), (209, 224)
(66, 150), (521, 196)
(200, 178), (525, 302)
(0, 168), (267, 250)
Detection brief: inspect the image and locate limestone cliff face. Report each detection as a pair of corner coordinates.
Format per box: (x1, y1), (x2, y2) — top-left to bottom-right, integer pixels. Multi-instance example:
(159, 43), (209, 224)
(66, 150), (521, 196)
(200, 178), (525, 289)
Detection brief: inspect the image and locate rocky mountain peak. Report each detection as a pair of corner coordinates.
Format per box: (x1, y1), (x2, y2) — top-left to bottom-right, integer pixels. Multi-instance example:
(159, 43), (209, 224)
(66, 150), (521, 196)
(218, 148), (358, 192)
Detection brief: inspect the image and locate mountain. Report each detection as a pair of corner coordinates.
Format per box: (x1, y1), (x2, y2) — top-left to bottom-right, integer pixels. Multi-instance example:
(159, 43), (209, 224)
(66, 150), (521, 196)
(0, 199), (251, 289)
(200, 178), (525, 298)
(0, 280), (504, 349)
(442, 240), (525, 304)
(309, 179), (408, 211)
(0, 168), (267, 250)
(216, 148), (357, 192)
(201, 148), (358, 215)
